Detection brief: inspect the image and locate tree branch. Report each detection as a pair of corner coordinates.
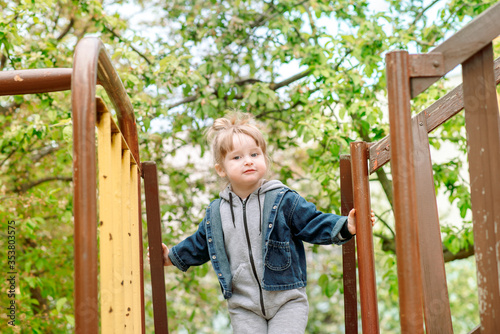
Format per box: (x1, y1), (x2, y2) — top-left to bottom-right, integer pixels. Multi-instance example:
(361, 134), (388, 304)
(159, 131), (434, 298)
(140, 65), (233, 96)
(412, 0), (441, 26)
(15, 176), (73, 193)
(104, 25), (153, 65)
(56, 17), (75, 41)
(375, 167), (393, 208)
(165, 48), (352, 111)
(30, 145), (61, 162)
(270, 68), (312, 90)
(379, 235), (474, 263)
(167, 95), (198, 110)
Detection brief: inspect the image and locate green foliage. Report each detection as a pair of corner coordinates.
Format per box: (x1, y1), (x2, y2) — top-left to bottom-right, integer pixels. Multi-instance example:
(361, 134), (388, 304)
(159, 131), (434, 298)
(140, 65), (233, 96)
(1, 0), (497, 332)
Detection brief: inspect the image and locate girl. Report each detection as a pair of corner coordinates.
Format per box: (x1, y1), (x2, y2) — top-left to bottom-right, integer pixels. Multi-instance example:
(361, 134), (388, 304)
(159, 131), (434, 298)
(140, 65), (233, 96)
(157, 112), (373, 333)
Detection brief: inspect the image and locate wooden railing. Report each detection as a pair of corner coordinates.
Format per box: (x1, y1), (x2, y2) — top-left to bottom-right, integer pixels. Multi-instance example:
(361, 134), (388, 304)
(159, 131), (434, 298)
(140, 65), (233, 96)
(342, 2), (500, 333)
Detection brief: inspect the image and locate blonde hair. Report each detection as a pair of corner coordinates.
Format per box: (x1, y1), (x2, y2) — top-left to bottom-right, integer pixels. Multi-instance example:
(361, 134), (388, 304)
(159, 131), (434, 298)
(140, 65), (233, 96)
(206, 111), (270, 172)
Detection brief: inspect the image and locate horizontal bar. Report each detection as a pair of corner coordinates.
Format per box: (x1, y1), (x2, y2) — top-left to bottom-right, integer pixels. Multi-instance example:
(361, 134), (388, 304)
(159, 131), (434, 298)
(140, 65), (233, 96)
(370, 56), (500, 174)
(411, 1), (500, 97)
(0, 68), (72, 96)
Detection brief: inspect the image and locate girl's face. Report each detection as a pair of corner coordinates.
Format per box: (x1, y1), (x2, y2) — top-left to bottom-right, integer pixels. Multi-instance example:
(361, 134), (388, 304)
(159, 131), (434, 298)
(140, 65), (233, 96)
(215, 133), (267, 195)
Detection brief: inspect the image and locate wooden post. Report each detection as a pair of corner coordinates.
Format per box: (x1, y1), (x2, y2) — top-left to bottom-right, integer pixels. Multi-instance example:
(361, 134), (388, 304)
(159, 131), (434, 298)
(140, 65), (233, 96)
(462, 43), (500, 333)
(386, 50), (424, 333)
(350, 142), (379, 333)
(340, 155), (358, 334)
(412, 113), (453, 333)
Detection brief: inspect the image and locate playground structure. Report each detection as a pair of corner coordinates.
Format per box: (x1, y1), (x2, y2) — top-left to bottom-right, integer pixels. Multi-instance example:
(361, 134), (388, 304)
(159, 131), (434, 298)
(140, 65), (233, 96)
(0, 2), (499, 333)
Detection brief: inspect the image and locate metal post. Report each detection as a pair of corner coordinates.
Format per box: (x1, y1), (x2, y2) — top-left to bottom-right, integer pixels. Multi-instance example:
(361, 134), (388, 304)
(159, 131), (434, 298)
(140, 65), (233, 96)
(340, 155), (358, 334)
(350, 142), (379, 333)
(386, 50), (424, 333)
(143, 162), (169, 334)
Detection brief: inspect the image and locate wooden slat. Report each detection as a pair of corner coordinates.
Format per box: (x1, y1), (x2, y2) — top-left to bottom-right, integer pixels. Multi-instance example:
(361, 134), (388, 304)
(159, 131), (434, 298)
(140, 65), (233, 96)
(370, 56), (500, 174)
(386, 50), (424, 333)
(111, 131), (125, 330)
(97, 107), (115, 332)
(350, 142), (379, 333)
(411, 1), (500, 97)
(122, 149), (133, 332)
(339, 155), (358, 334)
(143, 161), (169, 334)
(412, 113), (453, 334)
(463, 43), (500, 333)
(130, 164), (143, 332)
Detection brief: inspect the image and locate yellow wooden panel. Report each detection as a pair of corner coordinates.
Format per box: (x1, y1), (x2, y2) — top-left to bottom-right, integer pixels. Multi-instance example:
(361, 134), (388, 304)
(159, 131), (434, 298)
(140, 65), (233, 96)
(97, 110), (115, 333)
(111, 132), (125, 332)
(130, 164), (142, 332)
(121, 149), (133, 333)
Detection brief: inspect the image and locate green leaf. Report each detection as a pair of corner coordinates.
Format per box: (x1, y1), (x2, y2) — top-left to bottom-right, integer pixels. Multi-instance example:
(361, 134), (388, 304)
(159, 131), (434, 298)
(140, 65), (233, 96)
(56, 297), (67, 313)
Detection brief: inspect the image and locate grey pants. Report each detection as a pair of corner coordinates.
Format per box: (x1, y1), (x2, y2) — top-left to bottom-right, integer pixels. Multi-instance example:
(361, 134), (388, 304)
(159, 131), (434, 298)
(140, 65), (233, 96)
(228, 293), (309, 334)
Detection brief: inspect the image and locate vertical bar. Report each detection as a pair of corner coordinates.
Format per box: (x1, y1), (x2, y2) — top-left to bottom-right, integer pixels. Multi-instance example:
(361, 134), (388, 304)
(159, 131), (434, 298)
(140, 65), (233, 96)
(97, 109), (115, 331)
(130, 163), (143, 332)
(111, 131), (125, 330)
(386, 50), (424, 333)
(412, 114), (453, 333)
(350, 142), (379, 333)
(462, 43), (500, 333)
(143, 162), (169, 334)
(340, 155), (358, 334)
(72, 44), (99, 334)
(122, 149), (133, 332)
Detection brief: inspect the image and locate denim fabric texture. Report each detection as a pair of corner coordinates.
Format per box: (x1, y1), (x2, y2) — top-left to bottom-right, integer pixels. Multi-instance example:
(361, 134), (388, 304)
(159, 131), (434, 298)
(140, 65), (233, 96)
(168, 187), (351, 299)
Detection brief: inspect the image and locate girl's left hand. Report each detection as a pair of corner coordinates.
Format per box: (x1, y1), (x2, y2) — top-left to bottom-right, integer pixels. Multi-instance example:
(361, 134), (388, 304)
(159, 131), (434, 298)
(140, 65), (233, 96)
(347, 209), (375, 235)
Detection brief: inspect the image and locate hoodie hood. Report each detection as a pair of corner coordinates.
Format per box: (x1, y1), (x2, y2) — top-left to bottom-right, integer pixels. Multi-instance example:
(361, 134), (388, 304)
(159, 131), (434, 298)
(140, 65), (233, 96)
(219, 179), (286, 202)
(219, 179), (286, 234)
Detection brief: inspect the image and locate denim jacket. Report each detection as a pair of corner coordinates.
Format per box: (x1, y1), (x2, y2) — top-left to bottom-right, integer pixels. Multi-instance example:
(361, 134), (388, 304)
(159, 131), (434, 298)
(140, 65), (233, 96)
(169, 187), (352, 299)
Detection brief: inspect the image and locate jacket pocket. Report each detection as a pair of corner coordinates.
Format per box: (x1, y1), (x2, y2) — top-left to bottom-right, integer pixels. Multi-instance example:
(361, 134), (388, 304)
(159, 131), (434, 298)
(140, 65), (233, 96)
(265, 240), (291, 271)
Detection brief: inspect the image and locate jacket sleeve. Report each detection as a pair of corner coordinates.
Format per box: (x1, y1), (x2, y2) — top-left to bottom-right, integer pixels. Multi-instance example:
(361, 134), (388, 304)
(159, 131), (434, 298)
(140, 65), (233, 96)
(168, 218), (210, 272)
(286, 192), (352, 245)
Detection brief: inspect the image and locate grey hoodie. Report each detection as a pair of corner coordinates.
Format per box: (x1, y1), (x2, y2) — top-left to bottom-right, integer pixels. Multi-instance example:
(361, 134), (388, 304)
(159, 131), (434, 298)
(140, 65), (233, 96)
(219, 180), (308, 319)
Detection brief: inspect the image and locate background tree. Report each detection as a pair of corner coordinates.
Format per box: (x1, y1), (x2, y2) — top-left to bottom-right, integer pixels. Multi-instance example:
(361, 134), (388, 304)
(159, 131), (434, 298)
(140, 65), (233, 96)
(1, 0), (498, 332)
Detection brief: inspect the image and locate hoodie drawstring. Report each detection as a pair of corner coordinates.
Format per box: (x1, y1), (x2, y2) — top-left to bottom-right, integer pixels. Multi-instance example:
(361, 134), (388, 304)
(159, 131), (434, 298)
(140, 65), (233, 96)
(229, 188), (262, 233)
(257, 188), (262, 235)
(229, 193), (236, 228)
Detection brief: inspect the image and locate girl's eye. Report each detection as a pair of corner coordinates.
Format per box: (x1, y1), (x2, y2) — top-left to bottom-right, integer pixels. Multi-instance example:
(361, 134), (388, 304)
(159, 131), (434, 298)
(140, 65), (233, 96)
(233, 156), (240, 160)
(251, 153), (258, 157)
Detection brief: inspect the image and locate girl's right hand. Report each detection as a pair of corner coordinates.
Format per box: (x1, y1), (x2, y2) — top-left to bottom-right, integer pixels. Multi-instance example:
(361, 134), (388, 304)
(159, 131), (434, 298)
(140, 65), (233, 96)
(147, 243), (173, 267)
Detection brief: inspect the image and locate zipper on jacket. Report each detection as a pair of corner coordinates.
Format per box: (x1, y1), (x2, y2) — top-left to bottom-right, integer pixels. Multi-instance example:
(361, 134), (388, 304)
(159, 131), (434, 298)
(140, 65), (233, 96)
(241, 197), (266, 317)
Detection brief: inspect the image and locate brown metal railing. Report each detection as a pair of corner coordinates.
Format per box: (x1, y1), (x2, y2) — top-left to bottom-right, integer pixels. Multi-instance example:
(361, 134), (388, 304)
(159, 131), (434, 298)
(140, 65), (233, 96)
(0, 37), (171, 333)
(342, 2), (500, 333)
(71, 37), (144, 333)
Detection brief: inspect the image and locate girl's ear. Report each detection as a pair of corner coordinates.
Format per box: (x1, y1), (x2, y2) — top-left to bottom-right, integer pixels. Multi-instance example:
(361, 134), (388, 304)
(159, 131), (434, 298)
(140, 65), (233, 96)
(215, 164), (226, 178)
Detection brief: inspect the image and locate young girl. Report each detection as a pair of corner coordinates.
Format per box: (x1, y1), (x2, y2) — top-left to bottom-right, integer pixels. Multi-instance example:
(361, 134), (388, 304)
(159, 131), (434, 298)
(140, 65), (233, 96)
(157, 112), (373, 333)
